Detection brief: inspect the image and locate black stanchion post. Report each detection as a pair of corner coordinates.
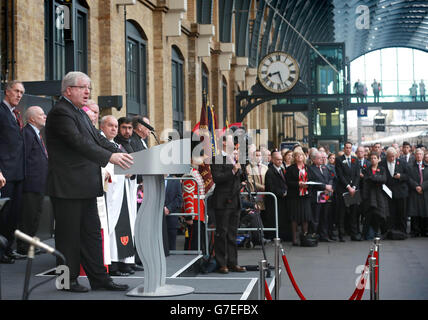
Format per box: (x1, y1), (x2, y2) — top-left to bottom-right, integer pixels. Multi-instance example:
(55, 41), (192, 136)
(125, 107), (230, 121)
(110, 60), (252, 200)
(22, 243), (36, 300)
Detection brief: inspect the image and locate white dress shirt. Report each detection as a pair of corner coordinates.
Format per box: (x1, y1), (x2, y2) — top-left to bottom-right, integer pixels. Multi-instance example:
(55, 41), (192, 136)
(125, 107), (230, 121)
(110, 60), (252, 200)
(387, 161), (395, 177)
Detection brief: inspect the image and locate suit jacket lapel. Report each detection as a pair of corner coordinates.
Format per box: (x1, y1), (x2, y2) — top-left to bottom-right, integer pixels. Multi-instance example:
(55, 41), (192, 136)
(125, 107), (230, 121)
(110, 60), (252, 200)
(1, 101), (21, 130)
(75, 105), (99, 142)
(29, 126), (48, 159)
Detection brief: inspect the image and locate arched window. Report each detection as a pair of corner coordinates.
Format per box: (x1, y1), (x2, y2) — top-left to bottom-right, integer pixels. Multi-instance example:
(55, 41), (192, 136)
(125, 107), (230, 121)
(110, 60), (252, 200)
(171, 46), (184, 137)
(126, 20), (147, 116)
(350, 47), (428, 102)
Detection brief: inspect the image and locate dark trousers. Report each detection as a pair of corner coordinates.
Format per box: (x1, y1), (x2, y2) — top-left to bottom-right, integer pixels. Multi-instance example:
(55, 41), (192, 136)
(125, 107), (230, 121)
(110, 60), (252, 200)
(0, 180), (23, 257)
(367, 208), (387, 235)
(388, 198), (407, 233)
(16, 192), (44, 254)
(311, 202), (330, 239)
(329, 194), (338, 237)
(337, 195), (360, 238)
(184, 221), (206, 253)
(214, 208), (240, 268)
(51, 197), (110, 285)
(167, 228), (177, 251)
(374, 92), (380, 103)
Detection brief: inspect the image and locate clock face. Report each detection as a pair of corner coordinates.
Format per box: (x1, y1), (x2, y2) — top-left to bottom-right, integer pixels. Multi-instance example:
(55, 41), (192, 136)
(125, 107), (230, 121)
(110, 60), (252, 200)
(257, 52), (300, 93)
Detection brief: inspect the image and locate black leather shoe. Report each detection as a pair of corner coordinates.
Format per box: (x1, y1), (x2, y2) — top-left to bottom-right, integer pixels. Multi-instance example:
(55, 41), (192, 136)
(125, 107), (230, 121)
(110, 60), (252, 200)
(319, 237), (332, 242)
(109, 270), (130, 277)
(119, 265), (135, 275)
(63, 280), (89, 293)
(339, 237), (346, 242)
(91, 280), (129, 291)
(0, 255), (15, 264)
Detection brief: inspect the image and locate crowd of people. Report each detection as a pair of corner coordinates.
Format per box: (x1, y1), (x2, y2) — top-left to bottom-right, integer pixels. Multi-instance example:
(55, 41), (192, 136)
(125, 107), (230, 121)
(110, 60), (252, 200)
(245, 141), (428, 247)
(1, 73), (428, 293)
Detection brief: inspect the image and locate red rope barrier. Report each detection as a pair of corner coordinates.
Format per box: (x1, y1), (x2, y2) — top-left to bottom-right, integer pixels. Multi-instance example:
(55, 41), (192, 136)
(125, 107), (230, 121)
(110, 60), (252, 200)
(348, 253), (371, 300)
(281, 252), (306, 300)
(265, 280), (273, 300)
(280, 247), (375, 301)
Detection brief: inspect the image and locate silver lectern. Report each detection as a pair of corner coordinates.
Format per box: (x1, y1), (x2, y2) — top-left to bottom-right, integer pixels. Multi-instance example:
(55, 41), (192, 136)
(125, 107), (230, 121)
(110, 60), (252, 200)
(115, 138), (193, 297)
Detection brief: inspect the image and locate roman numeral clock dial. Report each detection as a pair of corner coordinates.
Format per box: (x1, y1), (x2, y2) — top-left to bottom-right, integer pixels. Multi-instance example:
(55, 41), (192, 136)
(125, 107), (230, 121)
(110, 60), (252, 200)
(257, 52), (300, 93)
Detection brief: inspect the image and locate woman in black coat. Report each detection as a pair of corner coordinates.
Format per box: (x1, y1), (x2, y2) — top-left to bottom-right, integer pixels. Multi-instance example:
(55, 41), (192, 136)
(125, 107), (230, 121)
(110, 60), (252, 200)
(362, 152), (389, 237)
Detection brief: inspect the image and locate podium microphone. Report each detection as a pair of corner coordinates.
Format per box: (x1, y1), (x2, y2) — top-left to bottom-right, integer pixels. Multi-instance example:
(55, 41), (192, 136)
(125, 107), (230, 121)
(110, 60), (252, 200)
(14, 230), (65, 261)
(136, 118), (160, 145)
(137, 118), (155, 132)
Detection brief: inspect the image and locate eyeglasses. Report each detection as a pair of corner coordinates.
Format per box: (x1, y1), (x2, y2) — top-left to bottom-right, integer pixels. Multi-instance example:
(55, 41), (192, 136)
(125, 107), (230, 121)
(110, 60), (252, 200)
(70, 85), (92, 91)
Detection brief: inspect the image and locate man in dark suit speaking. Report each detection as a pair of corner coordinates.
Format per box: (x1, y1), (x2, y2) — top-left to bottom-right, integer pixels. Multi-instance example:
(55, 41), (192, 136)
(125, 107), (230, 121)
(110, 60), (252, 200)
(45, 71), (133, 292)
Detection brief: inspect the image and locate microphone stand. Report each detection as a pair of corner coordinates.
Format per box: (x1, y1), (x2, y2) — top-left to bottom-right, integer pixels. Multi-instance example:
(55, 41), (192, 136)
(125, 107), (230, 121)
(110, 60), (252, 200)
(16, 231), (66, 300)
(150, 131), (161, 145)
(22, 243), (36, 300)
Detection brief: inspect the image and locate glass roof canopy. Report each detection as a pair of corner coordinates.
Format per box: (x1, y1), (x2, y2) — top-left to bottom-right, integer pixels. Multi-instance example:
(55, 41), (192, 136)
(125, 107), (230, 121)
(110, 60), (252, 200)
(333, 0), (428, 62)
(229, 0), (428, 84)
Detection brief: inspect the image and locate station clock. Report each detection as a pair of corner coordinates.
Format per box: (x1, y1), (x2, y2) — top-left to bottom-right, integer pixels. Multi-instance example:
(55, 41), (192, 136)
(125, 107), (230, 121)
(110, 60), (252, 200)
(257, 51), (300, 93)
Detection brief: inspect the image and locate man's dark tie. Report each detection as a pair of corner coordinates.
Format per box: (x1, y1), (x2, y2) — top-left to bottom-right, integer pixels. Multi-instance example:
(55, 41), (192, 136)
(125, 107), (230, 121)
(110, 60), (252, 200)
(347, 157), (351, 167)
(279, 168), (285, 181)
(39, 132), (48, 157)
(13, 108), (23, 129)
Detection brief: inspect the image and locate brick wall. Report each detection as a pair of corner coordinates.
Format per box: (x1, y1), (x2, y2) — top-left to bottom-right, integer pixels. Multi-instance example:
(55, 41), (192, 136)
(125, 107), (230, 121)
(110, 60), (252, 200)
(4, 0), (280, 147)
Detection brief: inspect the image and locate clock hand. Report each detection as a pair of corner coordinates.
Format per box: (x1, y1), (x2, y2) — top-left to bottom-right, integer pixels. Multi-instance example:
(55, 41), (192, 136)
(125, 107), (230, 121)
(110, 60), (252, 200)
(269, 71), (283, 83)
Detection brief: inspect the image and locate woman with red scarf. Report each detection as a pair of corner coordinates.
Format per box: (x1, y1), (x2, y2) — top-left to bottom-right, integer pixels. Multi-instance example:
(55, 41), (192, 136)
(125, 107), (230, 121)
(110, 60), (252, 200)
(285, 149), (314, 246)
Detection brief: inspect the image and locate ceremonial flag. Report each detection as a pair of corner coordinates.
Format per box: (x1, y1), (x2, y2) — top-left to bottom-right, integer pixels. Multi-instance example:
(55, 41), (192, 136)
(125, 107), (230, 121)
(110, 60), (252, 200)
(195, 92), (218, 193)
